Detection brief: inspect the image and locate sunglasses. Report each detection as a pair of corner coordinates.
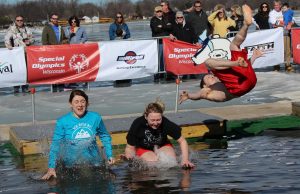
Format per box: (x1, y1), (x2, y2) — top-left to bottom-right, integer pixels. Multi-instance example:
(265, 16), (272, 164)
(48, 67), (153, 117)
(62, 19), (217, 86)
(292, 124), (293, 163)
(262, 5), (268, 8)
(16, 20), (23, 22)
(176, 17), (184, 19)
(156, 10), (162, 13)
(116, 16), (123, 18)
(71, 20), (76, 23)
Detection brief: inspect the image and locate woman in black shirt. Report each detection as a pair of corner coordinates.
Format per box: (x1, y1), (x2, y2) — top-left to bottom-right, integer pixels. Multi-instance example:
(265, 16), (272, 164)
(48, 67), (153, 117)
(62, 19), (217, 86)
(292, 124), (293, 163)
(125, 101), (194, 168)
(253, 2), (271, 30)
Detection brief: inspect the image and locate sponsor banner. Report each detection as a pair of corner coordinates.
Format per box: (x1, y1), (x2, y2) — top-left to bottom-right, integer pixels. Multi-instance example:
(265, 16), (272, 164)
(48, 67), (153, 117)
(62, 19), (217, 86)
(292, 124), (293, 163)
(163, 38), (208, 75)
(96, 40), (158, 81)
(291, 28), (300, 64)
(237, 28), (284, 68)
(27, 43), (100, 84)
(0, 47), (27, 88)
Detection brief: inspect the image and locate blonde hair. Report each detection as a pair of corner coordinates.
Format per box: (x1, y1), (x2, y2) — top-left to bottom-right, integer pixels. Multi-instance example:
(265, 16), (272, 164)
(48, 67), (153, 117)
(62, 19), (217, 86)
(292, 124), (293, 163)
(231, 4), (242, 16)
(144, 98), (165, 116)
(214, 4), (225, 12)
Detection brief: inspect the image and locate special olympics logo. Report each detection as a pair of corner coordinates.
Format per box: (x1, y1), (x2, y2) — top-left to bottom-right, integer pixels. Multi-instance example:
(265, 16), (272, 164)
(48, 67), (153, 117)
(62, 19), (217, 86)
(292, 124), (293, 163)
(69, 54), (89, 74)
(117, 51), (145, 64)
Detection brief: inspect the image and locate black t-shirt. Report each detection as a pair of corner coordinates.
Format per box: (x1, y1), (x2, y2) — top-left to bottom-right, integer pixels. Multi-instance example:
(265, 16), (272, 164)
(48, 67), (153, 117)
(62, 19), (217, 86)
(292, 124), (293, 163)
(126, 116), (182, 150)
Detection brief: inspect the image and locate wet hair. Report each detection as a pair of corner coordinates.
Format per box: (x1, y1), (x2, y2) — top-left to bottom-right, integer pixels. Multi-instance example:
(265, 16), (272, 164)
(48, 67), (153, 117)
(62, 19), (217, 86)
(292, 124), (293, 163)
(144, 98), (165, 116)
(69, 89), (89, 104)
(199, 74), (208, 88)
(68, 15), (80, 27)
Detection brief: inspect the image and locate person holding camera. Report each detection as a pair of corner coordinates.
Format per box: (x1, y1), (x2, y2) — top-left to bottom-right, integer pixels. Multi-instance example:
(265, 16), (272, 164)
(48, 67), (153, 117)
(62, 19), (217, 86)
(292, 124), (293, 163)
(4, 15), (34, 93)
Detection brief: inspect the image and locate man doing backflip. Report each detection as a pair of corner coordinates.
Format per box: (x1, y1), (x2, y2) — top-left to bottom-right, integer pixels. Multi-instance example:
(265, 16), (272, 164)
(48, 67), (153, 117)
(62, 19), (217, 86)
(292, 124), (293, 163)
(179, 4), (263, 103)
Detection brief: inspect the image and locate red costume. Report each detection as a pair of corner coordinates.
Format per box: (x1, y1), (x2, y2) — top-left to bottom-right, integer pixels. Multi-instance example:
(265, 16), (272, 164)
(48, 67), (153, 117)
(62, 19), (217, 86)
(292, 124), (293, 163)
(212, 49), (257, 97)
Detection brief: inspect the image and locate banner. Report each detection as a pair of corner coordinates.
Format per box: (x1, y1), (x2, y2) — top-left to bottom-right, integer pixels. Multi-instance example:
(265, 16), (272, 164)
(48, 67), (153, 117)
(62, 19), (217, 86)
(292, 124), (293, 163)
(238, 28), (284, 68)
(96, 39), (158, 81)
(27, 43), (100, 84)
(291, 28), (300, 64)
(0, 47), (27, 88)
(163, 39), (208, 75)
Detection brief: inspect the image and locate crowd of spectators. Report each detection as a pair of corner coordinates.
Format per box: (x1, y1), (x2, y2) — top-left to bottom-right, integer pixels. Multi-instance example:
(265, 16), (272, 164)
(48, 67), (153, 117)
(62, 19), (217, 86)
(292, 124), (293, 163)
(3, 0), (298, 93)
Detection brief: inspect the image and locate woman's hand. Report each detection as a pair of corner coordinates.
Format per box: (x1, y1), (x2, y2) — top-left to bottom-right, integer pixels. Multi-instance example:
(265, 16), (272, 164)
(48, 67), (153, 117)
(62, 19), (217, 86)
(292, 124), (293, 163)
(41, 168), (57, 180)
(181, 160), (195, 169)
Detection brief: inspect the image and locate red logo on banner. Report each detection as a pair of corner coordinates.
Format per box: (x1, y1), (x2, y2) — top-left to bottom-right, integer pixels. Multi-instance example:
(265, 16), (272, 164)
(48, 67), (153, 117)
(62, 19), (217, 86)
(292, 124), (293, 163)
(163, 38), (208, 75)
(27, 43), (100, 84)
(292, 29), (300, 65)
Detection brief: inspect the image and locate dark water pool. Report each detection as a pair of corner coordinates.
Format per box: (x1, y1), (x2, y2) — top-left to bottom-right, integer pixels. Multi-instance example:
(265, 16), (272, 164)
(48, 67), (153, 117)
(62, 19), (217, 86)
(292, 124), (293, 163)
(1, 129), (300, 194)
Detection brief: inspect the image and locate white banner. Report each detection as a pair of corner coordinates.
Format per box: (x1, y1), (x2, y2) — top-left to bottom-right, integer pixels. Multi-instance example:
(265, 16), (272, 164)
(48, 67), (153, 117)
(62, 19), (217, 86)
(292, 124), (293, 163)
(96, 40), (158, 81)
(0, 47), (27, 87)
(239, 28), (284, 68)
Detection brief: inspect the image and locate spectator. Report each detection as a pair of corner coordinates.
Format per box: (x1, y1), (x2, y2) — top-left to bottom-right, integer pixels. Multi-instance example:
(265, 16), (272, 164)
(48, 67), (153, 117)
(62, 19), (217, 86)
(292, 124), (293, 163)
(170, 11), (199, 44)
(229, 4), (244, 31)
(185, 0), (211, 43)
(109, 12), (131, 87)
(208, 4), (236, 38)
(4, 15), (34, 94)
(150, 6), (172, 82)
(109, 12), (130, 40)
(269, 0), (293, 72)
(170, 11), (200, 80)
(42, 13), (68, 92)
(65, 16), (87, 44)
(282, 3), (294, 30)
(253, 2), (271, 30)
(161, 0), (176, 29)
(65, 16), (88, 89)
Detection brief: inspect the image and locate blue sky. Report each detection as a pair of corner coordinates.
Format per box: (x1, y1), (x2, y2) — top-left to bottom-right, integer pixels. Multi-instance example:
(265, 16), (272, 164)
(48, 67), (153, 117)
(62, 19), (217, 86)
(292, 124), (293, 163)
(0, 0), (138, 4)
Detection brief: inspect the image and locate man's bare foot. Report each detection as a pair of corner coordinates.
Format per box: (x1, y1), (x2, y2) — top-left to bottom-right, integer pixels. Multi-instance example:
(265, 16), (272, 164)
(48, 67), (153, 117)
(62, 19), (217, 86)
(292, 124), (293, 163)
(242, 4), (252, 26)
(238, 57), (248, 67)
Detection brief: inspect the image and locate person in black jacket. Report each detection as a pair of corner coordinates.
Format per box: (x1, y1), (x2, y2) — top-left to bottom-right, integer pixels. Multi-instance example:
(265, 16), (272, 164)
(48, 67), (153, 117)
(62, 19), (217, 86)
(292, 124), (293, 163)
(185, 0), (211, 41)
(253, 2), (271, 30)
(170, 11), (199, 44)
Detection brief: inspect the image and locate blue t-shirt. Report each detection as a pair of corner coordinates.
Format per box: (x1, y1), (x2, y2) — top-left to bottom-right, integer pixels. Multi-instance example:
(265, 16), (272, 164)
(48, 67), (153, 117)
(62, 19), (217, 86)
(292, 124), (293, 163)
(48, 111), (113, 168)
(283, 9), (294, 27)
(51, 25), (60, 43)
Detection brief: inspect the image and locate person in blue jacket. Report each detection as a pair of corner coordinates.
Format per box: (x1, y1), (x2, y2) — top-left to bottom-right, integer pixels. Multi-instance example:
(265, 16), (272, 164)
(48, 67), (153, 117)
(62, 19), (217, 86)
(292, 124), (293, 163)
(42, 90), (115, 180)
(109, 12), (130, 40)
(65, 15), (88, 44)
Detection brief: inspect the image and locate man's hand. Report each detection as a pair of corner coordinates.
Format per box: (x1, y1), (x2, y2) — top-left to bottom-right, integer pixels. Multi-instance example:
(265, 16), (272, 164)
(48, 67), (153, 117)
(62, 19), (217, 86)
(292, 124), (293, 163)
(108, 157), (115, 165)
(179, 91), (189, 104)
(169, 34), (177, 41)
(41, 168), (57, 180)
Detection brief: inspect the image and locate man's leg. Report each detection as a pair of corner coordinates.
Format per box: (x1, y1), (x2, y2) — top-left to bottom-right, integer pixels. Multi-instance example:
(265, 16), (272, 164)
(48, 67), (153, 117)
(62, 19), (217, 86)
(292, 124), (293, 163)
(205, 57), (247, 70)
(230, 4), (252, 51)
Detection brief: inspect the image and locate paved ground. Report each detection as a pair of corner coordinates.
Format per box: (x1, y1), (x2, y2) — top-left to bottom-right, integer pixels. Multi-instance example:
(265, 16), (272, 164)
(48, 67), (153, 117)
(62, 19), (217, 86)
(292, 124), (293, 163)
(1, 68), (300, 140)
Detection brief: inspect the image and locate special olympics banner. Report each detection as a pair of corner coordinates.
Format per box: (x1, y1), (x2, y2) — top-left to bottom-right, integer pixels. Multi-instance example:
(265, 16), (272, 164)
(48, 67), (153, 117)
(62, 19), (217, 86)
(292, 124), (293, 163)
(291, 28), (300, 64)
(96, 40), (158, 81)
(163, 39), (208, 75)
(238, 28), (284, 68)
(0, 47), (27, 88)
(27, 43), (100, 84)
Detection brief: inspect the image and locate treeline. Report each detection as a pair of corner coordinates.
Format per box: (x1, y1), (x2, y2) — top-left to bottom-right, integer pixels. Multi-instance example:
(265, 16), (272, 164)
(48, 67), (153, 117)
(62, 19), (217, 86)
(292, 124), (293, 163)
(0, 0), (299, 25)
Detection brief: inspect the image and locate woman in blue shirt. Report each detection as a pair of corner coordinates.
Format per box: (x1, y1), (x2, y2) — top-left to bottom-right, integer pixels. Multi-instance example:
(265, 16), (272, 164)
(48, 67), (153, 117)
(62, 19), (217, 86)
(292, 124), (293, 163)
(42, 90), (114, 180)
(65, 16), (88, 44)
